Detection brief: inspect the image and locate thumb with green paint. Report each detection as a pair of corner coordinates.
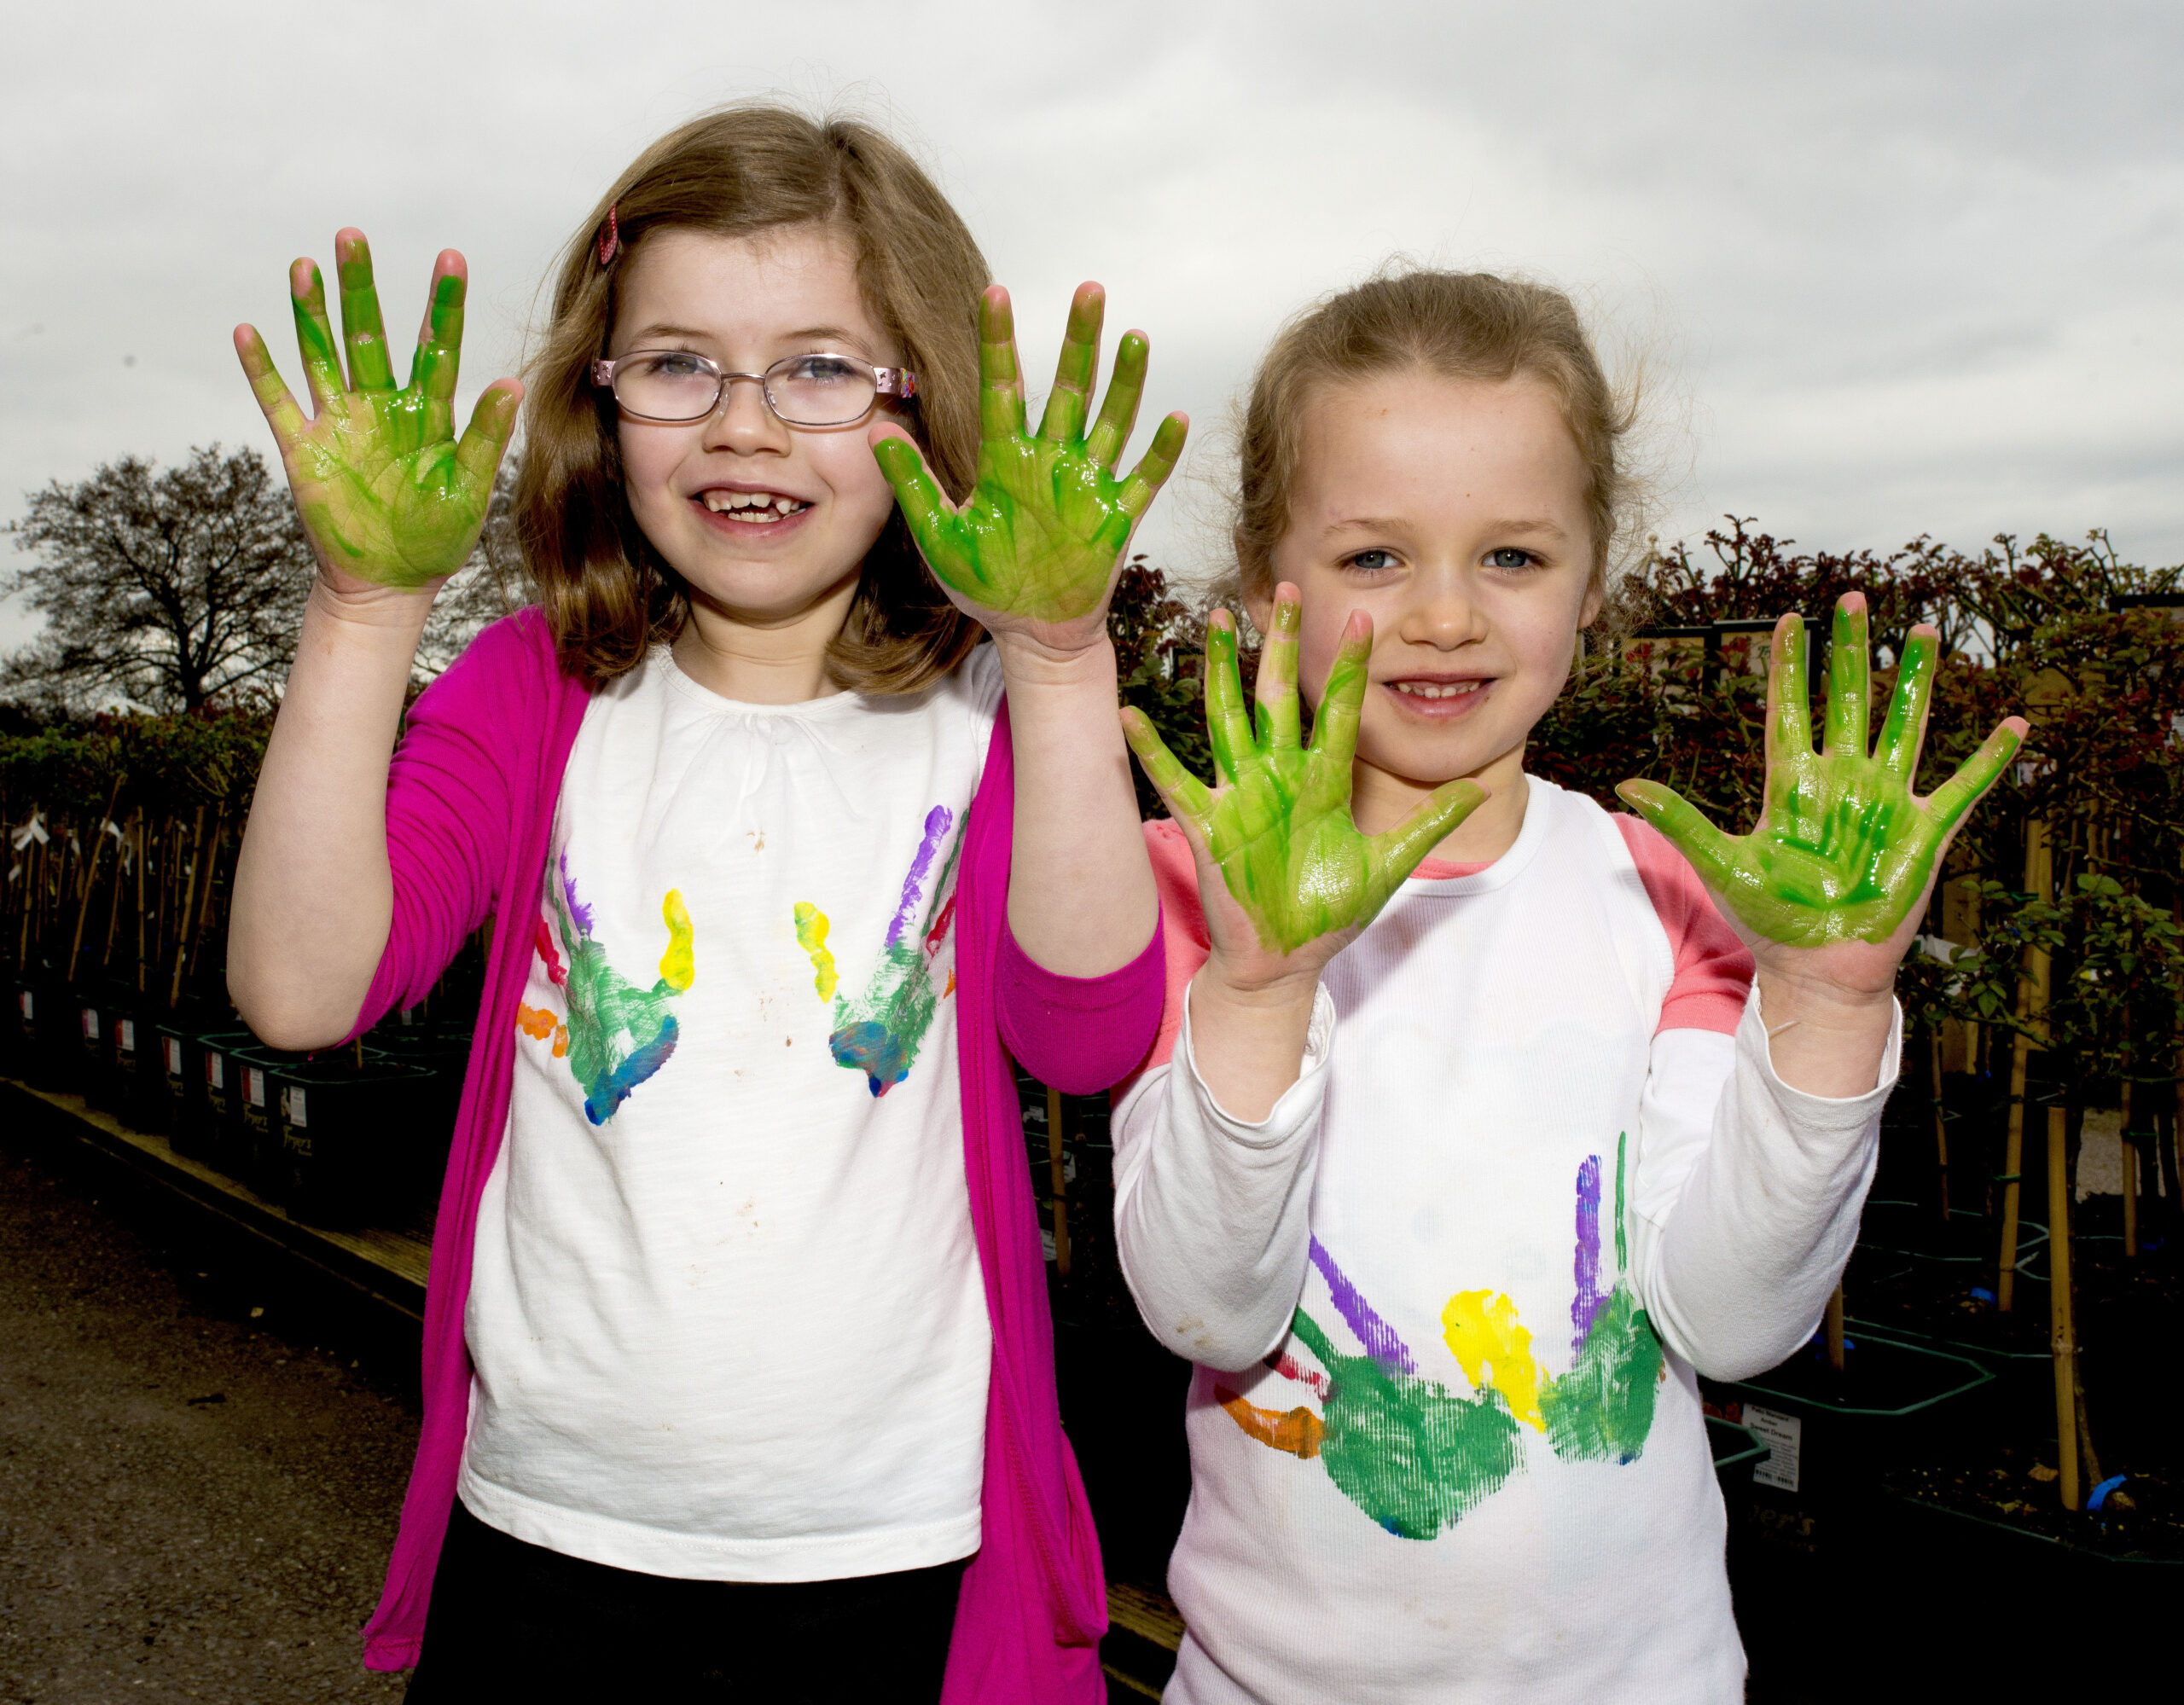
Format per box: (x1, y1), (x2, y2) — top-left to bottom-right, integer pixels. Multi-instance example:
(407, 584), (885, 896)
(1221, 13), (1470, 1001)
(234, 228), (521, 598)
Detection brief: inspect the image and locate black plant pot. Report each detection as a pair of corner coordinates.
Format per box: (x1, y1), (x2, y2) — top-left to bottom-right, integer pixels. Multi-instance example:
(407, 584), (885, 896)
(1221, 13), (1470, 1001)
(270, 1058), (435, 1229)
(195, 1029), (263, 1183)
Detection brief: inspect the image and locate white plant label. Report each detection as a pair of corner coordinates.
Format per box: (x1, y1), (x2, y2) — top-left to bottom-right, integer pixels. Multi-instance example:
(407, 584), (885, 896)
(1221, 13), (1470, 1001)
(1744, 1404), (1803, 1493)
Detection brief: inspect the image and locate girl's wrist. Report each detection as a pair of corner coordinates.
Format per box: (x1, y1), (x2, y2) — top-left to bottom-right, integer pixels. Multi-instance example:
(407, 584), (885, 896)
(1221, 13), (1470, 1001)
(988, 626), (1118, 684)
(306, 572), (441, 637)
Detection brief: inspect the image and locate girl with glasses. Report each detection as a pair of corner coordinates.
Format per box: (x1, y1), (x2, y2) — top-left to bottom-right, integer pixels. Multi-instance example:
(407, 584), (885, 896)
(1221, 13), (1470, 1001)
(226, 102), (1182, 1703)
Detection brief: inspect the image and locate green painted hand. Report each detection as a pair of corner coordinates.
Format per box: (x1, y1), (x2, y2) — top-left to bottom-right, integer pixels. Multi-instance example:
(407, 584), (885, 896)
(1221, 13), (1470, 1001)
(1617, 594), (2026, 948)
(872, 284), (1187, 631)
(1122, 589), (1487, 955)
(234, 229), (519, 590)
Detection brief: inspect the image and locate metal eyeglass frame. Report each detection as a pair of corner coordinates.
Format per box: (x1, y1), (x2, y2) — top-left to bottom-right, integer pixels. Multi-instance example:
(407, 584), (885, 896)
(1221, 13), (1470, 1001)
(590, 350), (918, 427)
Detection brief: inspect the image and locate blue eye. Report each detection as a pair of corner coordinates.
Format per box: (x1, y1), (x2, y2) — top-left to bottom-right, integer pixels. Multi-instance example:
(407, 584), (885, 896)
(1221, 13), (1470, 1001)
(1346, 549), (1398, 572)
(1486, 548), (1535, 570)
(640, 351), (712, 379)
(781, 354), (862, 386)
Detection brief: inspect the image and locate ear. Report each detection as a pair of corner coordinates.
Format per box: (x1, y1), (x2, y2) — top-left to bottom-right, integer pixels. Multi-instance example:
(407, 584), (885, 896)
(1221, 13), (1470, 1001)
(1242, 582), (1275, 641)
(1578, 572), (1605, 633)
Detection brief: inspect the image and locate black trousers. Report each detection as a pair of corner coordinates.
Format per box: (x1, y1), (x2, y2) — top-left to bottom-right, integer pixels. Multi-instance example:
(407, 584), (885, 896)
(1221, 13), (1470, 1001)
(404, 1499), (966, 1702)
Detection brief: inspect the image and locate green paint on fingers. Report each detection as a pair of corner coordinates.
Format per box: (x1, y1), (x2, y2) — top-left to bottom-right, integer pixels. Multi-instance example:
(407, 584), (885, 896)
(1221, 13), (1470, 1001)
(1124, 592), (1487, 955)
(243, 234), (511, 589)
(1616, 594), (2026, 947)
(874, 285), (1187, 625)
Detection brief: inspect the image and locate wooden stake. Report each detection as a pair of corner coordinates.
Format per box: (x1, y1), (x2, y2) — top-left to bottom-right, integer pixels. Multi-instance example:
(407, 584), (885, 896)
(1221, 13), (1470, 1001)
(2048, 1104), (2079, 1511)
(1825, 1285), (1845, 1374)
(133, 815), (148, 994)
(1045, 1083), (1072, 1279)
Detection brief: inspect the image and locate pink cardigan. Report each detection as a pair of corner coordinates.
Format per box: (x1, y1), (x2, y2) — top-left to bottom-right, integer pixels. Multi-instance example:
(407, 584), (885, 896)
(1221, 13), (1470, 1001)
(351, 610), (1159, 1701)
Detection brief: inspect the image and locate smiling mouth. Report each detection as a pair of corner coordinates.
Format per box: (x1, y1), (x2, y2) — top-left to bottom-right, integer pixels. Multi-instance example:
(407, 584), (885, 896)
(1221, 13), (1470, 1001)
(1388, 680), (1487, 701)
(698, 490), (812, 524)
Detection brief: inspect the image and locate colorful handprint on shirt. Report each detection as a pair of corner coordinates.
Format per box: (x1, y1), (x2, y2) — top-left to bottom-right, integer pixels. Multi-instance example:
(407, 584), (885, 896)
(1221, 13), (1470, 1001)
(793, 805), (963, 1098)
(1217, 1134), (1662, 1537)
(518, 852), (695, 1124)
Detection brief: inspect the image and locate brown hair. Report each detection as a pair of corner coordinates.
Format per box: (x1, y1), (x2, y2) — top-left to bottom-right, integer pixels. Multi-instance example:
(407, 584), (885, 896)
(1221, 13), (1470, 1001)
(1231, 267), (1635, 600)
(514, 103), (986, 693)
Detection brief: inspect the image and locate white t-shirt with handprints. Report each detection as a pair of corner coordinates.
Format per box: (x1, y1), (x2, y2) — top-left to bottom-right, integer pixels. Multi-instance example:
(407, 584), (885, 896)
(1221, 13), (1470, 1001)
(1115, 775), (1899, 1703)
(459, 643), (1003, 1582)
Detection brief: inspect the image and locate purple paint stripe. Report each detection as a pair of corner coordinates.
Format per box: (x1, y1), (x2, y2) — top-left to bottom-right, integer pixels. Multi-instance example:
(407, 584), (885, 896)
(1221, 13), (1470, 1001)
(886, 806), (953, 948)
(1571, 1154), (1606, 1354)
(1308, 1238), (1417, 1375)
(558, 851), (593, 937)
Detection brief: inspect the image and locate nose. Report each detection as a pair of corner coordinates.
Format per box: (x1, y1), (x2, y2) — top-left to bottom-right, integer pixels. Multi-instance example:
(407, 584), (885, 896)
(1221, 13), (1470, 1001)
(1397, 565), (1490, 650)
(700, 372), (790, 456)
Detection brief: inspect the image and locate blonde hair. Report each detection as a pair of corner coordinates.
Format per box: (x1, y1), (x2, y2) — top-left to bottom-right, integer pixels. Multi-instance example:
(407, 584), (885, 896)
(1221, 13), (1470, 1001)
(514, 103), (985, 693)
(1233, 267), (1636, 600)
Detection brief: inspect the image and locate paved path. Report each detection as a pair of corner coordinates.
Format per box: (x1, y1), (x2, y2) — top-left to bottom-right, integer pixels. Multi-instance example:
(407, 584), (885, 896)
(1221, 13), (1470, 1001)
(0, 1131), (419, 1702)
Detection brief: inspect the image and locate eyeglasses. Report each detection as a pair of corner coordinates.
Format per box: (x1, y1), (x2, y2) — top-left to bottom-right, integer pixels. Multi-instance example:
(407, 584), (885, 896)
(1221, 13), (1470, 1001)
(590, 350), (917, 427)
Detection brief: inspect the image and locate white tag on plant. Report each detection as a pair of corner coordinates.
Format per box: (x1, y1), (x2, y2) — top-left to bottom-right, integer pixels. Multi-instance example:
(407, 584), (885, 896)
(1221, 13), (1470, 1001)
(288, 1087), (307, 1127)
(1744, 1404), (1803, 1493)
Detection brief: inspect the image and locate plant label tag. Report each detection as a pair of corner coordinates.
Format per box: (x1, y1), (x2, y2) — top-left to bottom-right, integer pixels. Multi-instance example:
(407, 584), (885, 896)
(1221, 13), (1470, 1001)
(164, 1037), (182, 1074)
(288, 1087), (307, 1127)
(119, 1019), (135, 1053)
(1744, 1403), (1802, 1493)
(81, 1008), (99, 1041)
(245, 1068), (264, 1108)
(206, 1053), (224, 1090)
(18, 990), (31, 1021)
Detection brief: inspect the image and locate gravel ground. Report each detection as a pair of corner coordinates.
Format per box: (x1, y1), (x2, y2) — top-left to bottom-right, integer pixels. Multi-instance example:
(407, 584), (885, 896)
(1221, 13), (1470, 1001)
(0, 1126), (421, 1702)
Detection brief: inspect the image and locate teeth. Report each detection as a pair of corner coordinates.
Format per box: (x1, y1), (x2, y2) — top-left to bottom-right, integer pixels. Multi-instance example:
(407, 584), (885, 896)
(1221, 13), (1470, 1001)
(1393, 681), (1483, 699)
(700, 490), (809, 519)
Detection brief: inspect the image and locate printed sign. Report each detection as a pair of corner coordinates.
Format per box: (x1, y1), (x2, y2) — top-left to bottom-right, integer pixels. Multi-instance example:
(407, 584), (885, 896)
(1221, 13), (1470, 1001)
(1743, 1403), (1803, 1493)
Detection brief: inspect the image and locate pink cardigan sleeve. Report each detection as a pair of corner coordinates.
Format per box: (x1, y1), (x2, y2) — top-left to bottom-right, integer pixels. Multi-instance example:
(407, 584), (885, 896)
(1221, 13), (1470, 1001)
(347, 611), (566, 1036)
(993, 918), (1165, 1095)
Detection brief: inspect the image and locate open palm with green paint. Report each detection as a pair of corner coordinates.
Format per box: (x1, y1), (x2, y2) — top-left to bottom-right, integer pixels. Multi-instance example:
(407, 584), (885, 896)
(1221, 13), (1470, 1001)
(1123, 585), (1487, 960)
(1617, 594), (2026, 978)
(872, 284), (1188, 650)
(234, 229), (520, 592)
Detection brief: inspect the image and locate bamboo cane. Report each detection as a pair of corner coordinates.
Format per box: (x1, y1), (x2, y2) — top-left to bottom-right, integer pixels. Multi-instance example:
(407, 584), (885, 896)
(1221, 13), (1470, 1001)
(1998, 818), (2050, 1313)
(184, 810), (228, 987)
(65, 782), (120, 983)
(1824, 1285), (1845, 1374)
(2048, 1103), (2080, 1511)
(1045, 1083), (1072, 1279)
(132, 815), (148, 994)
(2121, 1077), (2137, 1260)
(98, 812), (127, 974)
(1930, 1029), (1951, 1221)
(167, 808), (208, 1008)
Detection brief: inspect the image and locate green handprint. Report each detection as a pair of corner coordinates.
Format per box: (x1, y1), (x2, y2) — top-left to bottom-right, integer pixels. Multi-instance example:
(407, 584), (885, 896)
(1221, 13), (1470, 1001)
(1122, 591), (1486, 955)
(873, 285), (1187, 625)
(235, 230), (517, 589)
(1617, 595), (2024, 948)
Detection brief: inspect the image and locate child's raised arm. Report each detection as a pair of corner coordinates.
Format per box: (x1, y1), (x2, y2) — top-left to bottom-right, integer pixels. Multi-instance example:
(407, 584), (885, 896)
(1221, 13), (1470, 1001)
(873, 284), (1186, 978)
(226, 230), (520, 1048)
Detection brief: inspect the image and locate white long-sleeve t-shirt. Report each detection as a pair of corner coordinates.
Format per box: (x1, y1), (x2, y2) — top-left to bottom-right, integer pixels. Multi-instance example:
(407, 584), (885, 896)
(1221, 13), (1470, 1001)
(1112, 775), (1898, 1704)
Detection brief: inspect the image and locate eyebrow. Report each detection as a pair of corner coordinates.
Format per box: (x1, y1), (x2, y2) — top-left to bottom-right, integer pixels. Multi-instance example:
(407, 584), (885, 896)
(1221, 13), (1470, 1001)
(620, 322), (881, 357)
(1323, 515), (1570, 542)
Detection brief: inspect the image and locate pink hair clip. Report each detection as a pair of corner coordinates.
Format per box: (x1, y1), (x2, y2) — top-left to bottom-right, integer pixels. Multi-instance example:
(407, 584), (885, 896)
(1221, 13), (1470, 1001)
(596, 204), (621, 267)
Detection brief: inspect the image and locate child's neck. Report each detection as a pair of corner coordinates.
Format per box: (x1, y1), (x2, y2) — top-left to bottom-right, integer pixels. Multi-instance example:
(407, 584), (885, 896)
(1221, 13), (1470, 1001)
(671, 581), (860, 705)
(1352, 743), (1532, 867)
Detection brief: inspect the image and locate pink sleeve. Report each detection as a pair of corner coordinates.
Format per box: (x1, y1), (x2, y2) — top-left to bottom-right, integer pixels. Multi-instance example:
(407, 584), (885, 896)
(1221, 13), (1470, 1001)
(1613, 815), (1753, 1036)
(994, 915), (1165, 1095)
(345, 612), (556, 1038)
(1110, 818), (1212, 1093)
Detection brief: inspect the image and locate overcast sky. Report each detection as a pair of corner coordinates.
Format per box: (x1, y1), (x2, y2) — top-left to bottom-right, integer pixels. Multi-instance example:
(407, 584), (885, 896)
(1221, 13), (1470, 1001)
(3, 0), (2178, 647)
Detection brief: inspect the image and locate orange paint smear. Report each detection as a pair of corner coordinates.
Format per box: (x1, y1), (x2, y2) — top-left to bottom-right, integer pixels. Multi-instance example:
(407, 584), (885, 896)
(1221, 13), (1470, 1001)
(1216, 1384), (1324, 1459)
(518, 1003), (571, 1054)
